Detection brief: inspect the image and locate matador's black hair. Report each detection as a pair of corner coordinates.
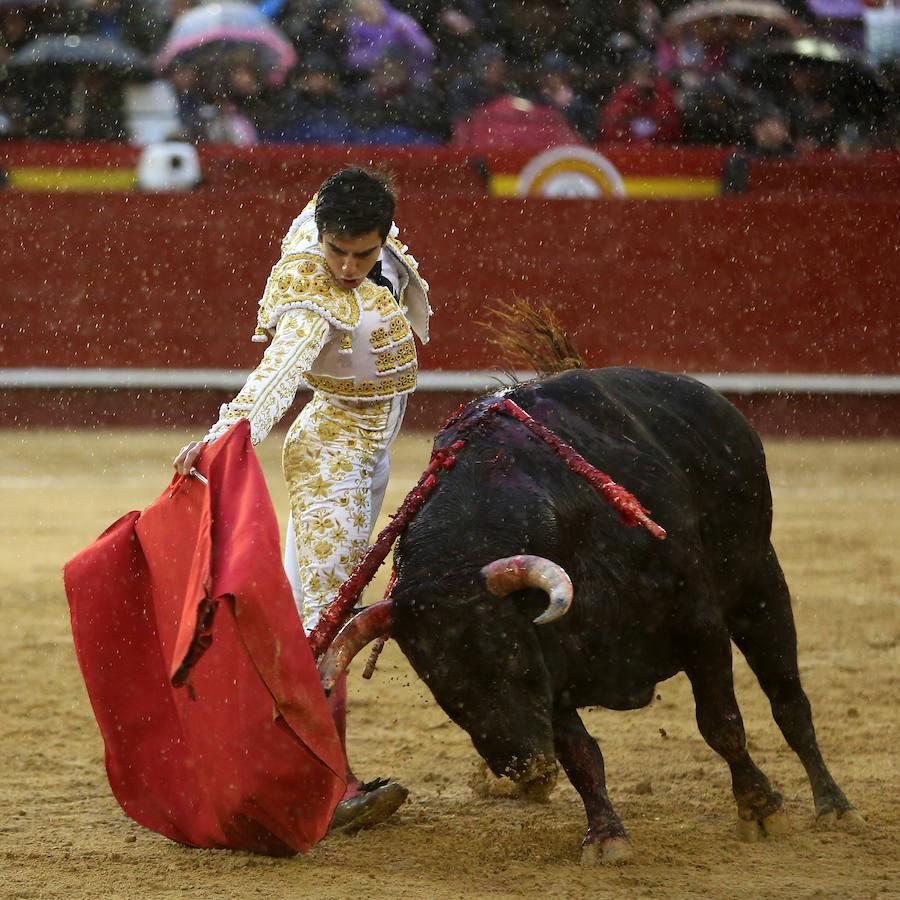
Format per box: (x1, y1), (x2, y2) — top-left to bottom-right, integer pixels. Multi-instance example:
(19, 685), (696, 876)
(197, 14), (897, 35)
(315, 166), (396, 241)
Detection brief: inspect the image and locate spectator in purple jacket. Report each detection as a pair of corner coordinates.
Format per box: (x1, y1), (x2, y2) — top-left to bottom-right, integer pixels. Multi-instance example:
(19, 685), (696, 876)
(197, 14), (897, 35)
(345, 0), (435, 85)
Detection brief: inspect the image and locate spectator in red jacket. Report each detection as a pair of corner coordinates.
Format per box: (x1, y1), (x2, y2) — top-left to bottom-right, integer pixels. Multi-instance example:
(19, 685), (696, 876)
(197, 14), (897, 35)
(599, 56), (682, 144)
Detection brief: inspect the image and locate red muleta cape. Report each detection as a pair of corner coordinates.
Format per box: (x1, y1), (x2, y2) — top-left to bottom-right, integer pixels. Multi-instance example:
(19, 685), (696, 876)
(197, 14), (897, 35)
(63, 421), (346, 855)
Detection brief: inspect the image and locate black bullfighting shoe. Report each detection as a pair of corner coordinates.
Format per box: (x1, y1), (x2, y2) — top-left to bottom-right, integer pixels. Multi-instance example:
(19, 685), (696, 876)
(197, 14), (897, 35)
(329, 778), (409, 833)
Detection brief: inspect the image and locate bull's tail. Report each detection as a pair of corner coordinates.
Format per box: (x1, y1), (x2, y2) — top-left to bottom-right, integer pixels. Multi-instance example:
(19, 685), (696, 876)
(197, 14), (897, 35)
(480, 298), (584, 380)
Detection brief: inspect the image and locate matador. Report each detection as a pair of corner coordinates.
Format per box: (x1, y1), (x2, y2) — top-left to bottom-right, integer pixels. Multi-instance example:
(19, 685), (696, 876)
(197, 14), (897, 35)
(174, 166), (431, 830)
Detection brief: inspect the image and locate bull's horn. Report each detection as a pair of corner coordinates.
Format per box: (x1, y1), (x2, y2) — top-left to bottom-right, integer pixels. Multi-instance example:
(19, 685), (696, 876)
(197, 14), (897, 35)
(481, 555), (573, 625)
(318, 599), (392, 692)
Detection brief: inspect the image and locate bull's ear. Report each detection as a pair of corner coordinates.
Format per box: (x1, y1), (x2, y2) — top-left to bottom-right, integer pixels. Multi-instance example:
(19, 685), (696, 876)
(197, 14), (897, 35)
(481, 555), (573, 624)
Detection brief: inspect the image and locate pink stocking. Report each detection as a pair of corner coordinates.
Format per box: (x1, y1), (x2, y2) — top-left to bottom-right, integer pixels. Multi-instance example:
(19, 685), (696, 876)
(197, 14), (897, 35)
(327, 674), (361, 799)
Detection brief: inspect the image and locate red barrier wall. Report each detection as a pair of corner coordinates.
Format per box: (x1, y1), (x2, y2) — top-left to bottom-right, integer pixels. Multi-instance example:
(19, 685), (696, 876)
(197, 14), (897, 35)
(1, 144), (898, 435)
(1, 191), (897, 374)
(4, 141), (900, 195)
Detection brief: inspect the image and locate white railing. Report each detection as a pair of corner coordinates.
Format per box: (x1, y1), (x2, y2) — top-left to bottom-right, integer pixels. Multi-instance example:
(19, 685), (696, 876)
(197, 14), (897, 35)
(2, 368), (900, 395)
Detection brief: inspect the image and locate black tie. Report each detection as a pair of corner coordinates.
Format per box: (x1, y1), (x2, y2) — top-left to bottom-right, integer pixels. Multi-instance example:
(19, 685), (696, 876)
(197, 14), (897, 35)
(368, 260), (397, 299)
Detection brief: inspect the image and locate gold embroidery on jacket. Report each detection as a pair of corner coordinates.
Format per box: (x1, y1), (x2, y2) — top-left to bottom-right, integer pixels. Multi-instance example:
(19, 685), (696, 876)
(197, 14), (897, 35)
(374, 339), (416, 374)
(368, 303), (411, 353)
(254, 251), (360, 340)
(306, 366), (418, 399)
(388, 316), (410, 340)
(370, 327), (390, 350)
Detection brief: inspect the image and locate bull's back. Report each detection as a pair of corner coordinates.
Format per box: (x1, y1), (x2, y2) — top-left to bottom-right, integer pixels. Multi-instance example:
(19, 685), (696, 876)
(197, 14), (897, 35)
(520, 368), (758, 454)
(509, 368), (773, 583)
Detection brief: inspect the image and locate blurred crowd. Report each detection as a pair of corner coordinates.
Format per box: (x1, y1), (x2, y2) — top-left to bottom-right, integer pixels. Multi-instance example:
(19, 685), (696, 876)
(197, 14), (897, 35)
(1, 0), (898, 151)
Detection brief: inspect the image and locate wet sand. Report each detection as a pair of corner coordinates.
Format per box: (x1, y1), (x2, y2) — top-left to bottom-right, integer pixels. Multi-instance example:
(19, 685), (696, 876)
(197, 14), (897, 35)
(2, 430), (898, 899)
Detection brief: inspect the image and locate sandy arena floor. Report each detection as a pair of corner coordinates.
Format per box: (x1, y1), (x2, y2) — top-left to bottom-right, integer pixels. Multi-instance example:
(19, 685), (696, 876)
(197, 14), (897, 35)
(1, 429), (898, 900)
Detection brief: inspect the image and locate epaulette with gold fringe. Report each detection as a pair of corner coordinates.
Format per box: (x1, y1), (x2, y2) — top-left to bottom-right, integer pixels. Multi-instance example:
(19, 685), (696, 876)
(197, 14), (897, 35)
(253, 251), (360, 342)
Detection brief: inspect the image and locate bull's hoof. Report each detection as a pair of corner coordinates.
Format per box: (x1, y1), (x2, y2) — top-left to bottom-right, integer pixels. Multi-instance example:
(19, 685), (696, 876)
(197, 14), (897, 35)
(469, 759), (557, 803)
(329, 781), (409, 833)
(469, 762), (520, 799)
(517, 771), (557, 803)
(580, 836), (634, 865)
(735, 807), (792, 843)
(815, 807), (866, 833)
(761, 808), (792, 838)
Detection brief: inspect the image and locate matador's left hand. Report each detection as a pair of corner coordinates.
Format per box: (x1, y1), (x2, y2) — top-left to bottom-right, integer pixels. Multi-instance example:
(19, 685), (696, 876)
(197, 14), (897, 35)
(173, 440), (207, 476)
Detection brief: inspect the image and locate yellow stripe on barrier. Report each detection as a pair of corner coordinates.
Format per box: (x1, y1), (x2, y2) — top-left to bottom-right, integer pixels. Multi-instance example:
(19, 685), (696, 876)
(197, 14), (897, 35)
(8, 168), (137, 192)
(621, 177), (720, 199)
(489, 174), (720, 199)
(490, 174), (520, 197)
(6, 167), (719, 198)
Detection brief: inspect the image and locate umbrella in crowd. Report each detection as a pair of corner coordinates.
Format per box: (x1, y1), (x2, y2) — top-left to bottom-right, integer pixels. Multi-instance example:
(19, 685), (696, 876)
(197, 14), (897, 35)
(157, 1), (297, 86)
(756, 35), (888, 73)
(747, 36), (894, 115)
(7, 34), (150, 76)
(5, 35), (147, 141)
(665, 0), (809, 35)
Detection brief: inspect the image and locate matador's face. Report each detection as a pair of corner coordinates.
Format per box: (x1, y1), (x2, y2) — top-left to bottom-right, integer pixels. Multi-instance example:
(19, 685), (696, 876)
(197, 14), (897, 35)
(320, 230), (384, 292)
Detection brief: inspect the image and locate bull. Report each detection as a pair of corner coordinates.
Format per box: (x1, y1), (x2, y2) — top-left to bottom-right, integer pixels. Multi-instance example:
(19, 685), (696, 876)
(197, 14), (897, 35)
(320, 366), (860, 862)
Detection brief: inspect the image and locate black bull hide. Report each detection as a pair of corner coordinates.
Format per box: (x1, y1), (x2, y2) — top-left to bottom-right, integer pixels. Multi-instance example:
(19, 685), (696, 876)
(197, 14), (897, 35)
(388, 368), (858, 861)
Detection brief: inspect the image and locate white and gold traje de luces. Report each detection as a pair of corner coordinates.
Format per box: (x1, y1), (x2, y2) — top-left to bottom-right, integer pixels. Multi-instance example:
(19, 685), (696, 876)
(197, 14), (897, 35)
(250, 198), (432, 402)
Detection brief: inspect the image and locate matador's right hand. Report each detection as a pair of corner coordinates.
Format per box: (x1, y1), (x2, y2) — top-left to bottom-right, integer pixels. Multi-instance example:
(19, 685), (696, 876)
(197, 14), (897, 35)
(173, 440), (207, 475)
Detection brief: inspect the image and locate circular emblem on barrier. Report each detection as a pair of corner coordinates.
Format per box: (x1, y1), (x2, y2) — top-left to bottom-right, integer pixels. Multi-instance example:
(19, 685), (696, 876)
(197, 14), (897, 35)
(517, 146), (625, 198)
